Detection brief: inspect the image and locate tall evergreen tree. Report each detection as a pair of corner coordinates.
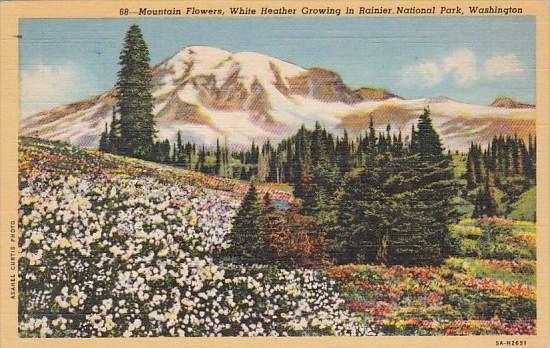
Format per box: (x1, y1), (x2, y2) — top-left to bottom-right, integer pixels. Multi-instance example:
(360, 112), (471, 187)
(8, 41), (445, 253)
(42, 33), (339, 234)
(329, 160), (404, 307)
(115, 24), (155, 159)
(410, 124), (417, 153)
(294, 160), (316, 214)
(108, 106), (121, 154)
(336, 130), (352, 173)
(392, 131), (404, 157)
(473, 170), (499, 217)
(267, 149), (279, 182)
(368, 115), (377, 150)
(414, 107), (444, 160)
(174, 130), (186, 167)
(310, 121), (324, 166)
(98, 123), (109, 152)
(329, 151), (457, 266)
(465, 150), (477, 190)
(215, 138), (222, 175)
(196, 145), (206, 173)
(228, 183), (266, 264)
(413, 107), (456, 260)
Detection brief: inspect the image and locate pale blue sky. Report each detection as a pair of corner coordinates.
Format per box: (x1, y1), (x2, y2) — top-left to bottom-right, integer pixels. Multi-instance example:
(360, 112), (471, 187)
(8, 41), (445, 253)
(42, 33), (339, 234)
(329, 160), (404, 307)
(20, 17), (535, 115)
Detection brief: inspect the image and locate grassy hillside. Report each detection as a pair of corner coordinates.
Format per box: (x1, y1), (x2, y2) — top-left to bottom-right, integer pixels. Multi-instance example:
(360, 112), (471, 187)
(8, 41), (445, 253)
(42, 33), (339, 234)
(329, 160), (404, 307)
(19, 137), (293, 203)
(509, 188), (536, 222)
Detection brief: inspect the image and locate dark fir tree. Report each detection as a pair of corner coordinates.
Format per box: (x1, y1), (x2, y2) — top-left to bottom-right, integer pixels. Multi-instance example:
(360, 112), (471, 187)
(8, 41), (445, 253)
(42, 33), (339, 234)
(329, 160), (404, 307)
(330, 152), (457, 265)
(368, 116), (377, 150)
(228, 183), (266, 264)
(414, 107), (444, 160)
(329, 162), (392, 264)
(465, 144), (478, 190)
(326, 108), (458, 266)
(115, 24), (155, 159)
(98, 123), (109, 152)
(215, 138), (222, 175)
(410, 107), (457, 262)
(473, 170), (499, 217)
(294, 160), (316, 214)
(310, 121), (324, 166)
(267, 149), (280, 182)
(171, 143), (177, 163)
(196, 145), (207, 173)
(336, 130), (352, 173)
(410, 124), (417, 153)
(389, 154), (457, 264)
(109, 106), (122, 154)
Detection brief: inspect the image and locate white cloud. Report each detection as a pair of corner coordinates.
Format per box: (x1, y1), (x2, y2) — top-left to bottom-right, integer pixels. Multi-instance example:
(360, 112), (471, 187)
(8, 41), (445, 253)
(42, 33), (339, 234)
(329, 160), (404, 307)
(400, 49), (478, 87)
(484, 53), (523, 80)
(21, 60), (84, 117)
(400, 62), (443, 87)
(442, 49), (478, 86)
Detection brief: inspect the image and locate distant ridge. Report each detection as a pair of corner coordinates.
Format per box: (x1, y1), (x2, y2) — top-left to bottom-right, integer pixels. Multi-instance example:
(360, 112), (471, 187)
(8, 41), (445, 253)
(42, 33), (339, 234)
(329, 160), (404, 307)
(490, 97), (535, 109)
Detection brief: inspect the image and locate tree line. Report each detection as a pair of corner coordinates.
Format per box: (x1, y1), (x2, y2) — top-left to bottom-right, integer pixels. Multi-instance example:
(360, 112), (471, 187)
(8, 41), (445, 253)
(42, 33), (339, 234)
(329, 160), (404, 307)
(227, 108), (459, 267)
(465, 135), (536, 217)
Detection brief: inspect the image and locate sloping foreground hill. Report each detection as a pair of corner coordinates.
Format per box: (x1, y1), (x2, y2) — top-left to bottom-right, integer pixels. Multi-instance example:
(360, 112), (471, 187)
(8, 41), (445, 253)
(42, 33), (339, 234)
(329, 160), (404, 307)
(18, 137), (370, 337)
(19, 137), (293, 203)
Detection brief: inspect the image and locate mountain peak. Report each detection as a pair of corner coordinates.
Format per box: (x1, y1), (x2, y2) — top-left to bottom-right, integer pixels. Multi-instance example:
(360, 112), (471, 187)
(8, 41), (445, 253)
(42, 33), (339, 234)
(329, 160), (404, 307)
(490, 97), (535, 109)
(177, 45), (232, 57)
(20, 46), (535, 151)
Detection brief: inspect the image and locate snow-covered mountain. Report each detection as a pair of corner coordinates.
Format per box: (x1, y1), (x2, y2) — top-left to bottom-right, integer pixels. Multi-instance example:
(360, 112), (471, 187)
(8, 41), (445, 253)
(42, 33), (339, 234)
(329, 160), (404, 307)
(20, 46), (536, 151)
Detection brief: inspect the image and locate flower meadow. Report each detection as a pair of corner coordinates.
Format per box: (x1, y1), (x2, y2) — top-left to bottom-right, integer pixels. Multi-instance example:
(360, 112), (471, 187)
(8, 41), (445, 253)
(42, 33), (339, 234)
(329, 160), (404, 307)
(18, 138), (371, 337)
(18, 138), (536, 337)
(324, 260), (535, 335)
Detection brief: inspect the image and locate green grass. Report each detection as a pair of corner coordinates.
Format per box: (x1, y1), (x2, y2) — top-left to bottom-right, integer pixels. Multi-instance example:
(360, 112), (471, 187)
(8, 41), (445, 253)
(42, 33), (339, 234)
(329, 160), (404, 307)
(450, 218), (536, 261)
(267, 183), (294, 193)
(447, 257), (536, 286)
(512, 220), (536, 234)
(509, 187), (536, 222)
(453, 196), (474, 218)
(450, 223), (482, 238)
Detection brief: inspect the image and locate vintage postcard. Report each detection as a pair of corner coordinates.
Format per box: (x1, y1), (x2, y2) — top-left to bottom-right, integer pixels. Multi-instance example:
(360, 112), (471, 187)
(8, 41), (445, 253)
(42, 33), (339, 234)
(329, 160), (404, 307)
(1, 1), (549, 347)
